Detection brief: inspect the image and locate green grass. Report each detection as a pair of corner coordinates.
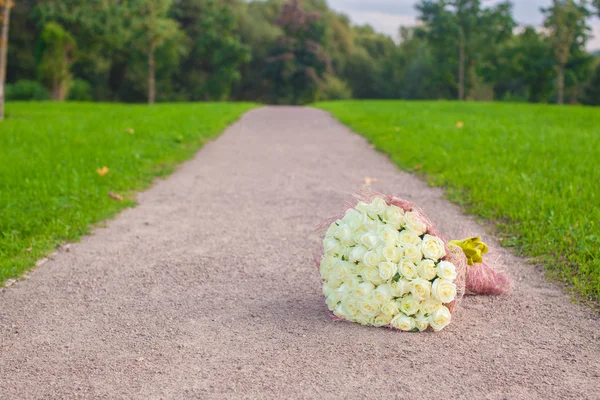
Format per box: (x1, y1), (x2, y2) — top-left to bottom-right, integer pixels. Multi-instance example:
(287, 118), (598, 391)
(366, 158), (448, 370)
(0, 102), (255, 284)
(316, 100), (600, 305)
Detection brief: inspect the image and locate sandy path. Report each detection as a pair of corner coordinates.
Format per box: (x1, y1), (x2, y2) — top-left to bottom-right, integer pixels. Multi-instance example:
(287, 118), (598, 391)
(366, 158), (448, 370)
(0, 107), (598, 399)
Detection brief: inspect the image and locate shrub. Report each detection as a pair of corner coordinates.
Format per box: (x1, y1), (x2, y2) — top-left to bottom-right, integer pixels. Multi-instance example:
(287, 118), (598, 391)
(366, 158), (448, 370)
(68, 79), (93, 101)
(5, 80), (50, 101)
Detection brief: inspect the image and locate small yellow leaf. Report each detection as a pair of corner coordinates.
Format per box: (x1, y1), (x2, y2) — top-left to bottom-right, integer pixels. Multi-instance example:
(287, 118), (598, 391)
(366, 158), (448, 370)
(414, 165), (423, 170)
(108, 191), (123, 201)
(97, 166), (109, 176)
(455, 121), (464, 128)
(125, 128), (135, 134)
(364, 177), (377, 185)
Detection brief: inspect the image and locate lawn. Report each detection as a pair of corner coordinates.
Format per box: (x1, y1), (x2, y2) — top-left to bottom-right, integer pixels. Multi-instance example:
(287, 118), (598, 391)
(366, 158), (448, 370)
(0, 102), (255, 284)
(316, 100), (600, 305)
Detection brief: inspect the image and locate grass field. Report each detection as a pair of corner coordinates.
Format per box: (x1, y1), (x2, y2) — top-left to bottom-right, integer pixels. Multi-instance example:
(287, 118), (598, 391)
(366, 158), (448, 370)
(316, 100), (600, 304)
(0, 102), (255, 284)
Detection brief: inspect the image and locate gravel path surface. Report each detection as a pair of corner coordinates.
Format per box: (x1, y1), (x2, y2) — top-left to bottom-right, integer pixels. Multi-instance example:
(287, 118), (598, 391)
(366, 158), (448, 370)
(1, 106), (598, 399)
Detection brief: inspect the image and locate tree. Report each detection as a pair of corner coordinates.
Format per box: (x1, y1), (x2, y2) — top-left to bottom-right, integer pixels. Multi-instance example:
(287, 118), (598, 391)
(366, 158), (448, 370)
(37, 21), (76, 101)
(581, 61), (600, 105)
(130, 0), (180, 104)
(264, 0), (331, 104)
(0, 0), (13, 120)
(542, 0), (590, 104)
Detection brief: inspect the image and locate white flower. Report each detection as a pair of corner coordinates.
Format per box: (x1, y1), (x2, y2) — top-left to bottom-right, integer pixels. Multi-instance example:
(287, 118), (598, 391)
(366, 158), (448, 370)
(436, 261), (457, 281)
(432, 278), (457, 303)
(372, 314), (393, 327)
(326, 293), (342, 310)
(320, 255), (337, 278)
(420, 299), (442, 316)
(331, 261), (351, 282)
(336, 225), (357, 246)
(398, 229), (423, 247)
(342, 296), (360, 318)
(360, 233), (381, 250)
(428, 306), (452, 331)
(364, 218), (379, 232)
(381, 301), (400, 317)
(360, 266), (384, 285)
(323, 238), (342, 255)
(382, 205), (405, 229)
(353, 282), (375, 299)
(380, 245), (402, 263)
(399, 259), (418, 280)
(414, 312), (429, 331)
(355, 313), (372, 326)
(410, 278), (432, 301)
(399, 295), (420, 316)
(350, 245), (368, 263)
(391, 279), (412, 297)
(355, 201), (370, 214)
(372, 284), (393, 304)
(358, 299), (380, 317)
(421, 234), (446, 261)
(391, 314), (416, 331)
(403, 245), (423, 264)
(378, 261), (398, 281)
(344, 275), (361, 289)
(333, 304), (349, 320)
(404, 211), (427, 236)
(417, 259), (437, 280)
(367, 197), (388, 218)
(362, 250), (382, 268)
(325, 222), (339, 239)
(353, 228), (368, 245)
(342, 208), (366, 231)
(378, 225), (400, 245)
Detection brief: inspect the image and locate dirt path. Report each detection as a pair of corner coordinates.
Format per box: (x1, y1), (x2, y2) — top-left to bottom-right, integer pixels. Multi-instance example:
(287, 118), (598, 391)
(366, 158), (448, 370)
(1, 107), (598, 399)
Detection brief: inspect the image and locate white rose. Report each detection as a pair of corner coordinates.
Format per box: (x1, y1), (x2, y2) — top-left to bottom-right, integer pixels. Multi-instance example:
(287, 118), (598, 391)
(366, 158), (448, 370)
(331, 261), (351, 282)
(360, 233), (381, 250)
(367, 197), (388, 218)
(333, 304), (349, 320)
(336, 225), (357, 246)
(326, 293), (342, 310)
(378, 261), (398, 281)
(364, 218), (379, 232)
(404, 211), (427, 236)
(436, 261), (457, 281)
(353, 228), (368, 245)
(325, 222), (339, 239)
(382, 205), (405, 229)
(353, 282), (375, 299)
(417, 259), (437, 280)
(391, 314), (416, 331)
(381, 301), (400, 317)
(342, 208), (366, 231)
(410, 278), (432, 301)
(421, 234), (446, 261)
(355, 201), (370, 214)
(319, 255), (337, 279)
(403, 245), (423, 264)
(362, 250), (382, 268)
(432, 278), (457, 303)
(399, 295), (420, 316)
(361, 266), (384, 285)
(372, 284), (393, 304)
(372, 314), (393, 327)
(355, 313), (372, 326)
(428, 306), (452, 331)
(323, 238), (342, 255)
(345, 275), (361, 289)
(391, 279), (412, 297)
(399, 259), (418, 280)
(414, 312), (429, 332)
(349, 245), (368, 263)
(380, 245), (402, 263)
(420, 299), (442, 316)
(378, 226), (400, 245)
(398, 229), (423, 247)
(342, 295), (360, 317)
(358, 299), (380, 317)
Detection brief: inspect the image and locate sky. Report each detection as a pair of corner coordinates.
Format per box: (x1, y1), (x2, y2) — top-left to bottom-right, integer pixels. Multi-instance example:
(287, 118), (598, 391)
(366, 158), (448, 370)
(326, 0), (600, 51)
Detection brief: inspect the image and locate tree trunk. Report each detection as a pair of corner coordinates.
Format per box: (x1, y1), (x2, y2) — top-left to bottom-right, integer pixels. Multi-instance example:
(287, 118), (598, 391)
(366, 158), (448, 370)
(458, 39), (465, 101)
(0, 0), (12, 121)
(148, 42), (156, 105)
(557, 64), (565, 105)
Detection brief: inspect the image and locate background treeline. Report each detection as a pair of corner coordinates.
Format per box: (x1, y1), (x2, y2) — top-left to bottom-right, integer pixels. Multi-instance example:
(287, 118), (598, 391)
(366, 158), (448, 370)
(3, 0), (600, 105)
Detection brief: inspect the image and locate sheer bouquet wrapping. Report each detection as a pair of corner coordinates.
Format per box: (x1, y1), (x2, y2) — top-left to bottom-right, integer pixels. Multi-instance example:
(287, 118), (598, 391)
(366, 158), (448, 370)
(317, 189), (511, 332)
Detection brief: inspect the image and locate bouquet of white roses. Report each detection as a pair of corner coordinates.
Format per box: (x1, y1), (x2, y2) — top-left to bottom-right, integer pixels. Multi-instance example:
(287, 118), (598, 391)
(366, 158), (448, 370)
(318, 190), (510, 332)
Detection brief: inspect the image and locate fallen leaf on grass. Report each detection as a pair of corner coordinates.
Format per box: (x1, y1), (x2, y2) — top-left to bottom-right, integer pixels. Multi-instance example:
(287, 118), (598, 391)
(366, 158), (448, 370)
(125, 128), (135, 134)
(108, 191), (123, 201)
(97, 166), (109, 176)
(413, 165), (423, 170)
(26, 247), (32, 253)
(369, 144), (375, 149)
(364, 177), (377, 185)
(455, 121), (464, 128)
